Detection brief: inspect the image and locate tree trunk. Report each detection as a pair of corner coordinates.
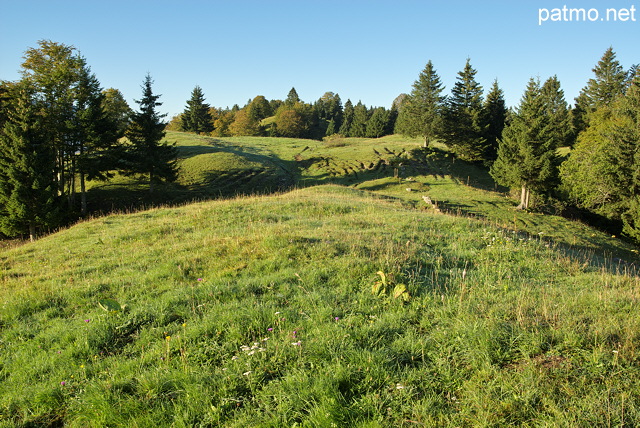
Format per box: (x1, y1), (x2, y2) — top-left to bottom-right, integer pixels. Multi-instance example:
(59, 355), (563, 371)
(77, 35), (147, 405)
(29, 223), (36, 242)
(516, 185), (529, 210)
(80, 171), (87, 216)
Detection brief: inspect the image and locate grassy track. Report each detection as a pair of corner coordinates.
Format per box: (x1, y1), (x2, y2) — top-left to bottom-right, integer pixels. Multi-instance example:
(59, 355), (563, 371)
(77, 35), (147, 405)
(1, 133), (639, 426)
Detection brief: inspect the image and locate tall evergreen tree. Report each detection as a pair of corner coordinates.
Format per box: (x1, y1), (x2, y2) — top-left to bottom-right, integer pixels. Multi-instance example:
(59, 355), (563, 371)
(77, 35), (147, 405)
(574, 47), (627, 134)
(541, 76), (572, 148)
(444, 59), (487, 161)
(181, 85), (213, 134)
(339, 99), (354, 136)
(124, 74), (177, 193)
(396, 60), (446, 146)
(72, 68), (120, 215)
(0, 83), (59, 241)
(445, 59), (487, 159)
(285, 87), (301, 106)
(490, 78), (559, 210)
(350, 101), (369, 138)
(314, 92), (343, 137)
(366, 107), (389, 138)
(482, 79), (507, 162)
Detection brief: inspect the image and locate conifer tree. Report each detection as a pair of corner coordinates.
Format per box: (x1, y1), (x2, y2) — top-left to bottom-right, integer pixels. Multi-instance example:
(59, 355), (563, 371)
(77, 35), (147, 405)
(350, 101), (369, 138)
(366, 107), (389, 138)
(124, 74), (177, 193)
(72, 68), (120, 215)
(181, 85), (213, 134)
(541, 76), (572, 148)
(396, 60), (446, 146)
(444, 59), (487, 161)
(285, 87), (301, 106)
(482, 79), (507, 162)
(339, 99), (354, 136)
(491, 78), (559, 210)
(0, 83), (58, 241)
(574, 47), (627, 133)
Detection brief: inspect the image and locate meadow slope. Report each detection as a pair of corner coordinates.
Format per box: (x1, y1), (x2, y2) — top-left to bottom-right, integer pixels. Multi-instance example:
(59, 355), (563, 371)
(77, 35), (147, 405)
(1, 181), (640, 426)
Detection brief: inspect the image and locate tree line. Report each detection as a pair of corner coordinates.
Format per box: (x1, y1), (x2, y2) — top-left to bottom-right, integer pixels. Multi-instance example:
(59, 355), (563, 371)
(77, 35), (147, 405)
(378, 50), (638, 240)
(0, 41), (178, 241)
(2, 41), (639, 242)
(169, 86), (399, 140)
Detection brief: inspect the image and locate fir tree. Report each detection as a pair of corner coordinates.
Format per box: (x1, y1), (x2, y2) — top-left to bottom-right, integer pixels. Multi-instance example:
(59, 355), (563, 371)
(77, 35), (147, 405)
(0, 83), (59, 241)
(124, 74), (177, 193)
(366, 107), (389, 138)
(339, 99), (354, 136)
(285, 87), (301, 106)
(350, 101), (369, 138)
(181, 85), (213, 135)
(396, 61), (446, 146)
(541, 76), (572, 148)
(482, 79), (507, 162)
(574, 47), (627, 133)
(444, 59), (487, 161)
(72, 68), (120, 215)
(491, 78), (559, 210)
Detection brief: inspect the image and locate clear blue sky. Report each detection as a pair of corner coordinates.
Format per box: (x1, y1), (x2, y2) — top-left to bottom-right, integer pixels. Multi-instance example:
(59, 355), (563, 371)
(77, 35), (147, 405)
(1, 0), (638, 117)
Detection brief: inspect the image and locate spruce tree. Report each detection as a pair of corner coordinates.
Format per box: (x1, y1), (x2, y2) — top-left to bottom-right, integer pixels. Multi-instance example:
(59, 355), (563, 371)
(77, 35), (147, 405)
(444, 59), (487, 161)
(350, 101), (369, 138)
(490, 78), (559, 210)
(72, 68), (120, 215)
(396, 60), (446, 146)
(339, 99), (354, 136)
(0, 83), (58, 241)
(124, 74), (177, 193)
(366, 107), (389, 138)
(574, 47), (627, 133)
(541, 76), (572, 148)
(181, 85), (213, 135)
(285, 87), (301, 106)
(482, 79), (507, 162)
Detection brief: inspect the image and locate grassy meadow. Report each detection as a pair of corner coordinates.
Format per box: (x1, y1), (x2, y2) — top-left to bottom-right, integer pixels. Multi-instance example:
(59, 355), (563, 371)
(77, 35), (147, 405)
(1, 132), (640, 426)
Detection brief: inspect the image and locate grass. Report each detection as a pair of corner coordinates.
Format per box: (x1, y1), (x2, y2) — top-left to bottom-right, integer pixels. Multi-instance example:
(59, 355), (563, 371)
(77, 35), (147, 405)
(1, 132), (640, 426)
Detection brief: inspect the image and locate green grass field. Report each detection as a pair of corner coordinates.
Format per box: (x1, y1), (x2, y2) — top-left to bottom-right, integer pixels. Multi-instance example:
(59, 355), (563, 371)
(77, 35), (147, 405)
(1, 132), (639, 426)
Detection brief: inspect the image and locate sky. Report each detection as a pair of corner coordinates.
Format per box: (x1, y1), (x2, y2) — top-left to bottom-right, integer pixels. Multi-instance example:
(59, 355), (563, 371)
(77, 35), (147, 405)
(1, 0), (638, 117)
